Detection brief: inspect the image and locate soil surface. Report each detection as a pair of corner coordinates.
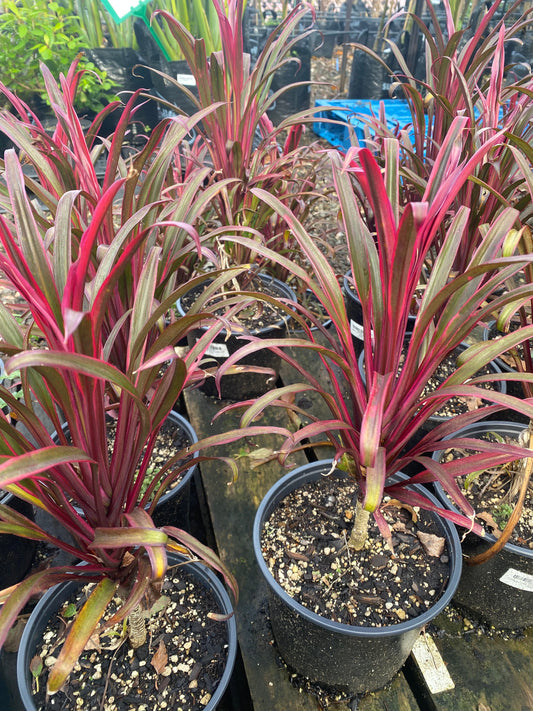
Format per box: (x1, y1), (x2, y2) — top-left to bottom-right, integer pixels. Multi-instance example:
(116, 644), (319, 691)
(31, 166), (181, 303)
(438, 427), (533, 548)
(30, 562), (231, 711)
(261, 472), (452, 628)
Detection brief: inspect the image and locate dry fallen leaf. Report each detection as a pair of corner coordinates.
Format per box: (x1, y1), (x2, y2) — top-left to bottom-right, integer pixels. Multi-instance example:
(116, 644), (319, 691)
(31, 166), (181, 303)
(4, 617), (27, 653)
(478, 703), (492, 711)
(151, 639), (168, 676)
(466, 396), (485, 412)
(417, 531), (446, 557)
(84, 630), (101, 652)
(477, 512), (502, 538)
(383, 499), (418, 522)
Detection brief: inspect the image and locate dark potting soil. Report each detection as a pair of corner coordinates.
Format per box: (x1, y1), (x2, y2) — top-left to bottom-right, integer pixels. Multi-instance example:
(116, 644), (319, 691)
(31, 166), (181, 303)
(439, 429), (533, 548)
(180, 274), (292, 333)
(105, 417), (193, 504)
(31, 564), (231, 711)
(261, 476), (451, 628)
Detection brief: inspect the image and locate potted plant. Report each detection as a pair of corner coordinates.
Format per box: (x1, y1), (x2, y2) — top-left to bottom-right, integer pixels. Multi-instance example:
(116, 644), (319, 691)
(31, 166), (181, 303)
(158, 0), (331, 397)
(353, 0), (533, 270)
(431, 419), (533, 630)
(0, 121), (254, 707)
(214, 128), (533, 693)
(0, 0), (116, 119)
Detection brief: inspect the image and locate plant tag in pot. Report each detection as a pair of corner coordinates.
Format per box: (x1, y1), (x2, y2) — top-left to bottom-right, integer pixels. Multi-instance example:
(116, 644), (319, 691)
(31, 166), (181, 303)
(177, 73), (196, 87)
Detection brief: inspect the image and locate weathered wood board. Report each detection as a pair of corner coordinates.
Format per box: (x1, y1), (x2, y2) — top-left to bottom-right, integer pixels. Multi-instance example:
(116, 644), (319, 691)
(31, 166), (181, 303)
(406, 613), (533, 711)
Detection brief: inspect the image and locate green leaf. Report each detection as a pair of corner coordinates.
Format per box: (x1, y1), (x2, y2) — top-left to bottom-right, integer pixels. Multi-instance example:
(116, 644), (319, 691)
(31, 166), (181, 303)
(47, 578), (118, 695)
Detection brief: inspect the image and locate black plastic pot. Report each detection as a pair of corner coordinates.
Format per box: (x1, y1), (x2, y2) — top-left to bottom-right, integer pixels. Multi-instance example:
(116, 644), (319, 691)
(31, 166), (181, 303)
(286, 288), (332, 334)
(253, 460), (462, 693)
(83, 47), (158, 138)
(151, 59), (200, 119)
(433, 421), (533, 629)
(16, 552), (238, 711)
(176, 273), (296, 400)
(358, 341), (506, 427)
(343, 272), (417, 356)
(0, 493), (36, 589)
(51, 410), (199, 524)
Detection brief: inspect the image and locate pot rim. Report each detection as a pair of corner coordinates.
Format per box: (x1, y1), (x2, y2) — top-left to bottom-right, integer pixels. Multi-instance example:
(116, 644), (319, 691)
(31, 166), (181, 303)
(175, 272), (296, 338)
(253, 459), (462, 638)
(431, 420), (533, 558)
(16, 551), (238, 711)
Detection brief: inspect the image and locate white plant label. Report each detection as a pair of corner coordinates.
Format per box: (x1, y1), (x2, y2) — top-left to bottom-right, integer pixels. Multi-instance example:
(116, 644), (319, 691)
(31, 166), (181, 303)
(499, 568), (533, 592)
(350, 319), (364, 341)
(204, 342), (230, 359)
(411, 635), (455, 694)
(177, 74), (197, 87)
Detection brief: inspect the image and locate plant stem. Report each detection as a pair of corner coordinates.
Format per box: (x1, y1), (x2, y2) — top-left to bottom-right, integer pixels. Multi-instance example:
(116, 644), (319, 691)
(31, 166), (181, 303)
(348, 499), (371, 551)
(128, 605), (147, 648)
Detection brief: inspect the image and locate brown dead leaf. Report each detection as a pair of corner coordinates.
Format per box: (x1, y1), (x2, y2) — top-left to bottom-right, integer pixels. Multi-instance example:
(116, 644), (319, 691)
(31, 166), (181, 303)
(238, 446), (279, 468)
(417, 531), (446, 557)
(478, 704), (491, 711)
(151, 639), (168, 676)
(383, 499), (418, 522)
(477, 512), (502, 538)
(466, 397), (485, 412)
(84, 630), (102, 652)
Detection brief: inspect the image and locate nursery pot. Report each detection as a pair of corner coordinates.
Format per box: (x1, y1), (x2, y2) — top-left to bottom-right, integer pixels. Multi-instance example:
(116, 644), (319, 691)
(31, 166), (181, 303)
(83, 47), (158, 138)
(16, 552), (238, 711)
(287, 288), (332, 335)
(0, 492), (36, 589)
(358, 341), (505, 440)
(151, 59), (199, 119)
(343, 272), (416, 355)
(253, 461), (462, 693)
(433, 420), (533, 629)
(176, 273), (296, 400)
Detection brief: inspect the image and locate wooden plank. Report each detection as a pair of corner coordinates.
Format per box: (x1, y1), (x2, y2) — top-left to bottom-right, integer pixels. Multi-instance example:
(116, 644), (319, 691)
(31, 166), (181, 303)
(405, 612), (533, 711)
(183, 386), (324, 711)
(358, 674), (421, 711)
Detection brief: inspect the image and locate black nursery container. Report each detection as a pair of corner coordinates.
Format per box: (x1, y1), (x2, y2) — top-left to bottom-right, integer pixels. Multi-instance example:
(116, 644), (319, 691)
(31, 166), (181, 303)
(51, 410), (199, 528)
(176, 274), (296, 400)
(83, 47), (158, 139)
(343, 272), (416, 356)
(433, 421), (533, 629)
(16, 552), (238, 711)
(0, 493), (36, 590)
(253, 461), (462, 694)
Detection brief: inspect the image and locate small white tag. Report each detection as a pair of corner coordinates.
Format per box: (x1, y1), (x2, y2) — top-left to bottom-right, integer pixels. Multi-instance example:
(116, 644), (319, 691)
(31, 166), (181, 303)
(177, 73), (196, 87)
(499, 567), (533, 592)
(411, 635), (455, 694)
(204, 342), (230, 359)
(350, 319), (364, 341)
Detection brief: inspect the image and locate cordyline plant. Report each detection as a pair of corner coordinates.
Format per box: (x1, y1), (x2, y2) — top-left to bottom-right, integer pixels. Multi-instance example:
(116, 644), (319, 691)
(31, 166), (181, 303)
(351, 0), (533, 271)
(0, 147), (267, 694)
(153, 0), (329, 289)
(0, 59), (235, 367)
(215, 126), (533, 551)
